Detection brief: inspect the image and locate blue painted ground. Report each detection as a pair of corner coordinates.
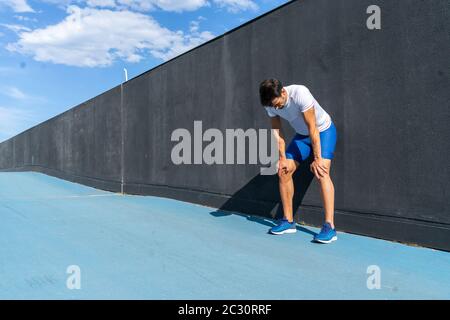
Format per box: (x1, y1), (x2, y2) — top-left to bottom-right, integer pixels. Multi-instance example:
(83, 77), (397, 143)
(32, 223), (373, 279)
(0, 172), (449, 299)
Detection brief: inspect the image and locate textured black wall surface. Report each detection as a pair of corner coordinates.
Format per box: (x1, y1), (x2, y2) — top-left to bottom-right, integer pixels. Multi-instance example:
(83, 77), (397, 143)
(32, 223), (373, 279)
(1, 0), (449, 250)
(1, 87), (123, 191)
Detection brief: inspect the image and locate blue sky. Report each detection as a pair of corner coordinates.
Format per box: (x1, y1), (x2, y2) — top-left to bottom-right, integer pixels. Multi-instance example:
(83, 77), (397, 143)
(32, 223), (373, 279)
(0, 0), (289, 143)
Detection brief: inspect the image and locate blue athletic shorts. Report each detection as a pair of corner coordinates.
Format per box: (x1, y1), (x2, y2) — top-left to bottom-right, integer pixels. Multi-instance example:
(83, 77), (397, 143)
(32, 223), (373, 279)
(285, 122), (337, 162)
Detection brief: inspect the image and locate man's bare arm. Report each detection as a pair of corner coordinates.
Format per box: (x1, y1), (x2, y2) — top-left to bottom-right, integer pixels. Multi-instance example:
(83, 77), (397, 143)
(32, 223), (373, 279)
(270, 116), (287, 160)
(302, 107), (329, 178)
(302, 107), (321, 160)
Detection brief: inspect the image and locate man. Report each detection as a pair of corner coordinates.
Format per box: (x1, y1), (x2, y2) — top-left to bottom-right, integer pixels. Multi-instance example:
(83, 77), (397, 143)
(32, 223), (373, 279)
(259, 78), (338, 244)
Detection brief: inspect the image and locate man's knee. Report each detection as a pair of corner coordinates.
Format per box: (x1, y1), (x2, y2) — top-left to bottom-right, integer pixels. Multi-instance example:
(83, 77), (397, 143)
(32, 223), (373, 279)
(316, 172), (330, 182)
(278, 162), (296, 181)
(278, 171), (292, 182)
(316, 161), (332, 182)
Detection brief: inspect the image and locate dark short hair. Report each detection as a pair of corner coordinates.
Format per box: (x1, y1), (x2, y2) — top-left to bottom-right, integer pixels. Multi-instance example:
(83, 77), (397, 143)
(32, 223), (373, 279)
(259, 78), (283, 106)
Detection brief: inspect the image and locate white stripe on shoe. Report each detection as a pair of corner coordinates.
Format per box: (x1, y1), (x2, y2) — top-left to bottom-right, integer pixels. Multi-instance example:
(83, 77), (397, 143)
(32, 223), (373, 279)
(314, 236), (338, 244)
(270, 228), (297, 235)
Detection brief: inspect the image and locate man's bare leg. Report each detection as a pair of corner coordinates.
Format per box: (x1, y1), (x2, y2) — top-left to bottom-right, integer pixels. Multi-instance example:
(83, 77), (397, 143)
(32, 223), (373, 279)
(278, 159), (299, 222)
(317, 159), (335, 229)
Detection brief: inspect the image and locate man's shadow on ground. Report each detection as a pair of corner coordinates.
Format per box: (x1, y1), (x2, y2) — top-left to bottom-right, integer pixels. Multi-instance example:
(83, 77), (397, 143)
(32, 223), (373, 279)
(209, 157), (318, 237)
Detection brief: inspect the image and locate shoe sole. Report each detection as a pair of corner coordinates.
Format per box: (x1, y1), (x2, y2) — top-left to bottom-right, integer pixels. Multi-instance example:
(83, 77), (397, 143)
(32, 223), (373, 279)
(314, 236), (338, 244)
(270, 229), (297, 235)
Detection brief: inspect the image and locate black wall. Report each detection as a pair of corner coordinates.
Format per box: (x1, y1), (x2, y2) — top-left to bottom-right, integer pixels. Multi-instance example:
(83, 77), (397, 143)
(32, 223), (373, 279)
(1, 0), (449, 251)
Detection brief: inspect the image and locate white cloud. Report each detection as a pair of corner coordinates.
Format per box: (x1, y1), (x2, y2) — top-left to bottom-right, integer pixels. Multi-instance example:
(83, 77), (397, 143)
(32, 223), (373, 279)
(0, 106), (37, 142)
(85, 0), (115, 8)
(1, 23), (32, 33)
(0, 0), (35, 13)
(41, 0), (255, 13)
(42, 0), (209, 12)
(190, 20), (200, 33)
(189, 16), (208, 34)
(115, 0), (208, 12)
(0, 86), (46, 104)
(14, 15), (38, 22)
(1, 86), (27, 100)
(150, 29), (214, 61)
(6, 6), (215, 67)
(39, 0), (77, 10)
(213, 0), (258, 13)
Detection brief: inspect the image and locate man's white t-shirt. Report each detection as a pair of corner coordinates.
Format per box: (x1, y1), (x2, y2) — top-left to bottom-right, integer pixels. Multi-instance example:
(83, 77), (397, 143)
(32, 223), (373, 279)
(264, 85), (332, 136)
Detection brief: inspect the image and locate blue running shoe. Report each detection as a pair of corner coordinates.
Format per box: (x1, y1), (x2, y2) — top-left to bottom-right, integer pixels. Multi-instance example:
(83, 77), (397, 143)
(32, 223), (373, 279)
(314, 222), (337, 243)
(269, 219), (297, 235)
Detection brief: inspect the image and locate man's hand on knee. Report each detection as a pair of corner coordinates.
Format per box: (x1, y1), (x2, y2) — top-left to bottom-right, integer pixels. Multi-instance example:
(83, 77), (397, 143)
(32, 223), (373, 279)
(310, 158), (330, 180)
(278, 158), (289, 174)
(278, 158), (296, 177)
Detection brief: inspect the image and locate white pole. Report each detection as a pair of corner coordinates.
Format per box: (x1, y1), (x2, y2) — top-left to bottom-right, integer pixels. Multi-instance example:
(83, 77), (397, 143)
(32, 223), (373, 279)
(123, 68), (128, 82)
(121, 68), (127, 194)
